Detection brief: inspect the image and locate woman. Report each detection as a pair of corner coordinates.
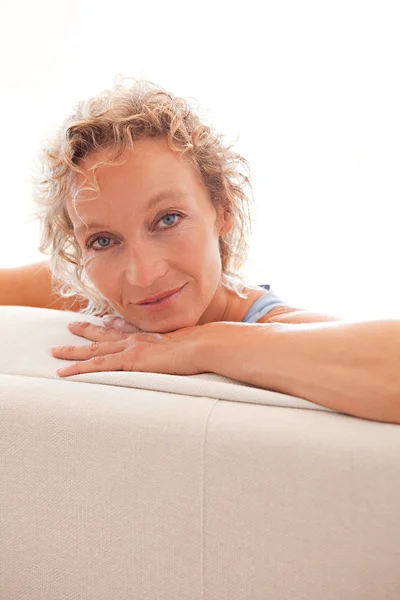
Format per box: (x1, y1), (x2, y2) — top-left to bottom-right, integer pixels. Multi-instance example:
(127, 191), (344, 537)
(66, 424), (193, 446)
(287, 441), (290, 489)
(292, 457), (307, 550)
(2, 76), (399, 423)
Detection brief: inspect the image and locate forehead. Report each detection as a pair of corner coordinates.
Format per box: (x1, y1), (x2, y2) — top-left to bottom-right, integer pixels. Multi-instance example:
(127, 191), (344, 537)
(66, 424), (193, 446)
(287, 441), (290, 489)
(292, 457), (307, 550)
(68, 137), (204, 207)
(66, 138), (213, 227)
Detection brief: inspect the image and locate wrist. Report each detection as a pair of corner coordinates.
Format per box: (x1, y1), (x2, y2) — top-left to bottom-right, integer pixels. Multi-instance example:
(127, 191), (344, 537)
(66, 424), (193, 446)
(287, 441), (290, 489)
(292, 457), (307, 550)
(194, 321), (225, 373)
(195, 321), (245, 374)
(195, 320), (284, 378)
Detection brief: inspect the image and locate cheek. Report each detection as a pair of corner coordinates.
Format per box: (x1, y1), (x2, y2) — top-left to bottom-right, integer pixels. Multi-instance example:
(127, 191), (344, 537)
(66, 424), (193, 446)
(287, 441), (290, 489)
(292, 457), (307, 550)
(176, 223), (220, 260)
(83, 255), (117, 296)
(174, 229), (211, 264)
(177, 229), (222, 282)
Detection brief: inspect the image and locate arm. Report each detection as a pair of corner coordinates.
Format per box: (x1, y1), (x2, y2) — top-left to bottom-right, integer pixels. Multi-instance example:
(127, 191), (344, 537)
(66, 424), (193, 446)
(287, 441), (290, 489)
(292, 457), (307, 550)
(200, 319), (400, 424)
(0, 261), (88, 313)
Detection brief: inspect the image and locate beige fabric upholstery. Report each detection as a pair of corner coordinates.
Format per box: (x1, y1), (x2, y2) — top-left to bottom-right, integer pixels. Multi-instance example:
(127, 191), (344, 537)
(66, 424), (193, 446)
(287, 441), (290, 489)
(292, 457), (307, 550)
(1, 306), (399, 599)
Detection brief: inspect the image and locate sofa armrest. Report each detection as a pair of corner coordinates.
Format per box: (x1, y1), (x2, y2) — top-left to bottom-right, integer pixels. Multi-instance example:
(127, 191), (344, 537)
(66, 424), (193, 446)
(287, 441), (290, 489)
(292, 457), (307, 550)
(1, 306), (399, 599)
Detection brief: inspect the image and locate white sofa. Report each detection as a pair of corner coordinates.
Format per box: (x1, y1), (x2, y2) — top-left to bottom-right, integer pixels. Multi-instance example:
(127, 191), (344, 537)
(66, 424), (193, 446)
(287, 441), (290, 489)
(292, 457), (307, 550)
(1, 305), (399, 599)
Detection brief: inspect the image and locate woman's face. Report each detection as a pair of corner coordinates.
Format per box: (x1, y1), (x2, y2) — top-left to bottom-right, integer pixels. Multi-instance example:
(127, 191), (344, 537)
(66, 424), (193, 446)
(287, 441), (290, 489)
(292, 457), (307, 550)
(67, 137), (233, 333)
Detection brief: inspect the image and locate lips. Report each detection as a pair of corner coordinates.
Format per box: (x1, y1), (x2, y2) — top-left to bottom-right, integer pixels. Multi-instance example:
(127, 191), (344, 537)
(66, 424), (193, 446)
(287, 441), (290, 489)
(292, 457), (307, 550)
(137, 286), (183, 305)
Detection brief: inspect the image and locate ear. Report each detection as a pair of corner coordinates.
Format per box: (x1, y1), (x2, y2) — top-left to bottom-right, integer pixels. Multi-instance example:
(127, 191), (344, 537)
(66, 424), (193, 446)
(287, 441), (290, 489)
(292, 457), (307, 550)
(216, 206), (233, 236)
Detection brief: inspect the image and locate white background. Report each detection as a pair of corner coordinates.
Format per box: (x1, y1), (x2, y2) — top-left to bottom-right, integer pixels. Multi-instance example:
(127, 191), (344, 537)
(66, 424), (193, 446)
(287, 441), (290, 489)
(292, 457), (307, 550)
(0, 0), (399, 321)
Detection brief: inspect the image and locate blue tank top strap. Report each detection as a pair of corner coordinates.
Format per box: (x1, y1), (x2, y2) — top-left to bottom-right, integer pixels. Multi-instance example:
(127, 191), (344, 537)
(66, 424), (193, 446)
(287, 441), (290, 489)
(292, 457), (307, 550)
(242, 284), (287, 323)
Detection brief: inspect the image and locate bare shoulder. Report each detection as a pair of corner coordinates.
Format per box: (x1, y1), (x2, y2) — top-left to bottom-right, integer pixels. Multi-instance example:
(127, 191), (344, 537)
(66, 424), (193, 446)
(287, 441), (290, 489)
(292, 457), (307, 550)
(257, 306), (343, 324)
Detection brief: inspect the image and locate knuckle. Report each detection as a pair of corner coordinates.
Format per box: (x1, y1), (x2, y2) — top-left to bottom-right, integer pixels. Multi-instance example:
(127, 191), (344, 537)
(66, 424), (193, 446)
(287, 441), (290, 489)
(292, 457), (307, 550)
(125, 344), (138, 355)
(120, 340), (150, 371)
(126, 342), (145, 361)
(91, 355), (106, 365)
(102, 315), (116, 323)
(122, 346), (137, 362)
(99, 326), (111, 335)
(89, 341), (100, 352)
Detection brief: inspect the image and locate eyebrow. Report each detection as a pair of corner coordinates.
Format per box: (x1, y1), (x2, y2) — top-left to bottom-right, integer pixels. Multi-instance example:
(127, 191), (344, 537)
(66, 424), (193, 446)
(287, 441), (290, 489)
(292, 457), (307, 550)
(74, 191), (183, 233)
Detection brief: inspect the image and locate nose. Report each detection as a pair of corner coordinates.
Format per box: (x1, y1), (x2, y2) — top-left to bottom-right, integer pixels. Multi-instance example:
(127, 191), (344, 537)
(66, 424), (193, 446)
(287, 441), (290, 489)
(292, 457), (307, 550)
(122, 242), (168, 289)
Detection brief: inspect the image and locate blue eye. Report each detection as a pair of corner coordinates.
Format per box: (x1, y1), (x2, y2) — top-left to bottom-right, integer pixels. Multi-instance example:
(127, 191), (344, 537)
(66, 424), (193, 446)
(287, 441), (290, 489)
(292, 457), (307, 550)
(85, 212), (183, 251)
(86, 236), (114, 251)
(97, 237), (112, 247)
(159, 213), (181, 228)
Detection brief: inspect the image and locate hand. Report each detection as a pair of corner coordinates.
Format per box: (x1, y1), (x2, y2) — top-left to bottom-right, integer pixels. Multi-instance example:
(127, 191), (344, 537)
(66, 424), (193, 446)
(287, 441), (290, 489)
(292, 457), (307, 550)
(50, 319), (211, 378)
(101, 314), (143, 334)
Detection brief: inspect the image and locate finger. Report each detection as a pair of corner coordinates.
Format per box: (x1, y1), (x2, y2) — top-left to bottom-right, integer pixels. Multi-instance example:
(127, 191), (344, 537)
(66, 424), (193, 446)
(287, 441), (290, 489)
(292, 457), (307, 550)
(68, 320), (132, 342)
(51, 338), (127, 361)
(56, 350), (130, 378)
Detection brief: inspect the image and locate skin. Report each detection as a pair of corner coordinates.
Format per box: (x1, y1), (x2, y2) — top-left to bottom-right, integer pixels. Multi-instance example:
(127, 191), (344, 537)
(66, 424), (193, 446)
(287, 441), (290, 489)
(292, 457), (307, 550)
(50, 140), (400, 424)
(67, 136), (266, 334)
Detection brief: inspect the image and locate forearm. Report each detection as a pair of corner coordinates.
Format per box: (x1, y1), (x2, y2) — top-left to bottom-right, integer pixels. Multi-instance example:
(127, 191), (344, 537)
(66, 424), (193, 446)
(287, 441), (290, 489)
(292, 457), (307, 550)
(200, 320), (400, 424)
(0, 262), (87, 312)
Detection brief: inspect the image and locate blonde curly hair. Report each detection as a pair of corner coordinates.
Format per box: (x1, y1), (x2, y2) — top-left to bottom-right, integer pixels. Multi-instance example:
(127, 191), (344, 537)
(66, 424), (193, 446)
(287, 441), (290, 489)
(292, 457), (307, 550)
(31, 74), (257, 317)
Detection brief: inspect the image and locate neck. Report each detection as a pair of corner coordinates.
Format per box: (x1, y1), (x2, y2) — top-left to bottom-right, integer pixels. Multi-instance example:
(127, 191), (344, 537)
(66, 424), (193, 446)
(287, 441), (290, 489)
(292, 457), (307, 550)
(198, 283), (262, 326)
